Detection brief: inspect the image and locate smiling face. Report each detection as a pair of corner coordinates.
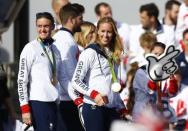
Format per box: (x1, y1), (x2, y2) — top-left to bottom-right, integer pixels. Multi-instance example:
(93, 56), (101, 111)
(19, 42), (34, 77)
(36, 17), (54, 40)
(97, 22), (114, 47)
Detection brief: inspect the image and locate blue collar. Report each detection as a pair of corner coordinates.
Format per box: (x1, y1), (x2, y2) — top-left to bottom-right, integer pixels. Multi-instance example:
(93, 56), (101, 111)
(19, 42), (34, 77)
(60, 27), (73, 36)
(162, 17), (176, 31)
(142, 20), (164, 35)
(38, 38), (54, 46)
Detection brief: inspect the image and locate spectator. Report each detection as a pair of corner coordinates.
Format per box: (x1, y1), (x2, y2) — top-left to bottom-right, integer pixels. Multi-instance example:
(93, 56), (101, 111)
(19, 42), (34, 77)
(132, 42), (166, 122)
(162, 0), (181, 28)
(176, 0), (188, 42)
(120, 62), (138, 120)
(129, 3), (178, 58)
(176, 28), (188, 87)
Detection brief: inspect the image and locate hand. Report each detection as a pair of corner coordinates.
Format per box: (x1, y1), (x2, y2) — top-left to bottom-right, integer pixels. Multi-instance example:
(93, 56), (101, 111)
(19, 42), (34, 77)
(146, 45), (180, 81)
(22, 112), (32, 125)
(94, 94), (107, 106)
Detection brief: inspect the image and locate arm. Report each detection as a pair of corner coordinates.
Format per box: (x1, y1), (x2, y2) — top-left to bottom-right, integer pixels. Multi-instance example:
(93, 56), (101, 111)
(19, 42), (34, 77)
(68, 85), (83, 107)
(17, 44), (34, 125)
(54, 37), (78, 94)
(71, 49), (101, 100)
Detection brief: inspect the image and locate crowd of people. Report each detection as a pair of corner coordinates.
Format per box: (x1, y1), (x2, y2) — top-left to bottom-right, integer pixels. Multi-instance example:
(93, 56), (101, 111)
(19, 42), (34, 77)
(1, 0), (188, 131)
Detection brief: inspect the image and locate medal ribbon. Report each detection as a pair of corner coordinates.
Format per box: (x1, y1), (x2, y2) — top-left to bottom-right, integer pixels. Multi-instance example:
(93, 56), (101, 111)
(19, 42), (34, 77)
(38, 38), (56, 78)
(107, 57), (118, 83)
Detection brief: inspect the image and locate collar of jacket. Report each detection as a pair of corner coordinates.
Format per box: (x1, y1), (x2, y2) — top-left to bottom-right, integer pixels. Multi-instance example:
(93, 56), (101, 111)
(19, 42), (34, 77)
(38, 37), (54, 46)
(60, 27), (74, 36)
(85, 43), (108, 59)
(143, 20), (164, 35)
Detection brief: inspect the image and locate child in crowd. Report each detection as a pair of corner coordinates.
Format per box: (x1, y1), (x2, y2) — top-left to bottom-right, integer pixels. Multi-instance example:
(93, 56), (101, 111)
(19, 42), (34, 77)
(132, 42), (166, 122)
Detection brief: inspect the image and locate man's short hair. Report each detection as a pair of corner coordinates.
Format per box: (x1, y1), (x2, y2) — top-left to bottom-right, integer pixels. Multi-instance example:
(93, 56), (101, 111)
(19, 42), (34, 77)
(140, 3), (159, 19)
(59, 3), (84, 24)
(36, 12), (54, 25)
(72, 3), (85, 14)
(165, 0), (181, 10)
(95, 2), (110, 16)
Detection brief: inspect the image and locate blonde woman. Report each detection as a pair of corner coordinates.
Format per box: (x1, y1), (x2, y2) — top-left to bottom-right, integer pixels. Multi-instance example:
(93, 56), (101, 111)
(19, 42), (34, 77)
(72, 17), (124, 131)
(74, 21), (96, 51)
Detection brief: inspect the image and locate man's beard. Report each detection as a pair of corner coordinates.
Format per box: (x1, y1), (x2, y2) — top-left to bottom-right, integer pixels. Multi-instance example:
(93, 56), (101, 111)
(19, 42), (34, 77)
(142, 25), (150, 30)
(74, 26), (81, 33)
(170, 16), (177, 25)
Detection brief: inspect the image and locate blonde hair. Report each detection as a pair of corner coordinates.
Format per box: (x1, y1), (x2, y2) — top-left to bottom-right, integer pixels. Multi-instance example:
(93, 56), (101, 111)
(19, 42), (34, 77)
(97, 17), (123, 63)
(139, 32), (157, 49)
(74, 21), (96, 48)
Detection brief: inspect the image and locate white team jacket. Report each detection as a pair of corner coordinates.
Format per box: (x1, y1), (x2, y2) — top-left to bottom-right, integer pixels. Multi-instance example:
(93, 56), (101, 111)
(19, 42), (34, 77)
(53, 28), (80, 101)
(17, 39), (63, 106)
(71, 45), (124, 109)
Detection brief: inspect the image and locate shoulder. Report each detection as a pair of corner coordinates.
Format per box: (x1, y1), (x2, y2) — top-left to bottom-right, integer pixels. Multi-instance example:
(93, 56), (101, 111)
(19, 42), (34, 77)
(53, 30), (73, 40)
(22, 39), (37, 52)
(53, 30), (75, 46)
(81, 46), (97, 57)
(135, 66), (147, 76)
(19, 40), (38, 60)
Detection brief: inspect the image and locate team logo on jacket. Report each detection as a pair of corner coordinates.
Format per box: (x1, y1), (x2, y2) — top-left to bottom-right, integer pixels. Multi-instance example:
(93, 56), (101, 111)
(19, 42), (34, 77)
(41, 53), (45, 57)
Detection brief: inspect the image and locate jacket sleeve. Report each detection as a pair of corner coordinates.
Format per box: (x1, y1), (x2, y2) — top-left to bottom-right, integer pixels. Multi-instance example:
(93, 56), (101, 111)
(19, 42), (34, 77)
(68, 85), (83, 106)
(72, 49), (98, 98)
(56, 57), (83, 106)
(17, 44), (34, 113)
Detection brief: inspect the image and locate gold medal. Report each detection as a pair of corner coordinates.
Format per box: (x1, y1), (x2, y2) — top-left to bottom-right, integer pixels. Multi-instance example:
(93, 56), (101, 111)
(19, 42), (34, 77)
(51, 76), (58, 86)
